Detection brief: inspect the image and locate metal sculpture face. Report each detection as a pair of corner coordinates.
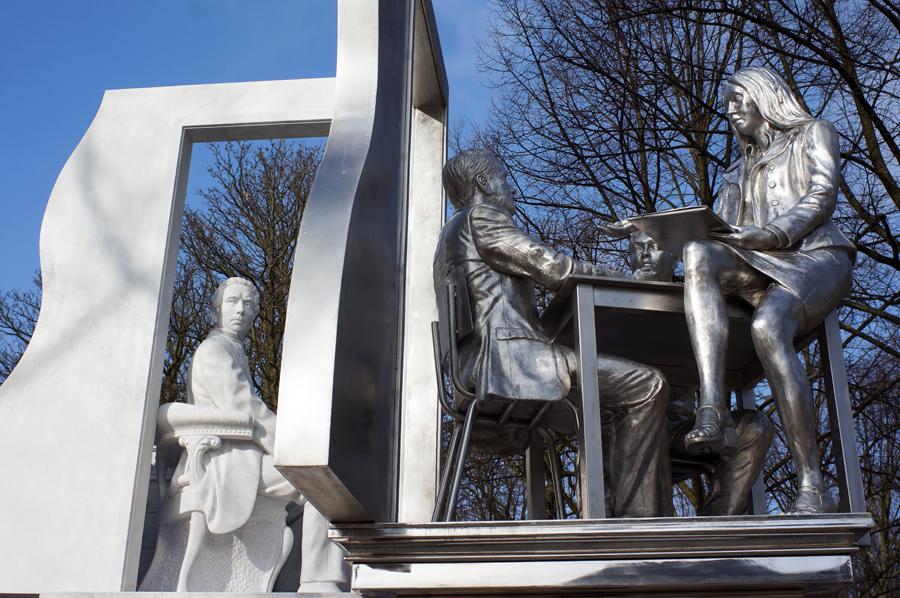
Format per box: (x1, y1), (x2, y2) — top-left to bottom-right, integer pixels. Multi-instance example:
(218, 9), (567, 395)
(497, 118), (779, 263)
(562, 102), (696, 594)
(629, 231), (677, 282)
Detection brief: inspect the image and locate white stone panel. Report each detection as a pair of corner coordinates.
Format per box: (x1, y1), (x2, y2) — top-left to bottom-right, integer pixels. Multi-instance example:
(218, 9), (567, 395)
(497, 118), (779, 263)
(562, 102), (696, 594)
(0, 78), (334, 592)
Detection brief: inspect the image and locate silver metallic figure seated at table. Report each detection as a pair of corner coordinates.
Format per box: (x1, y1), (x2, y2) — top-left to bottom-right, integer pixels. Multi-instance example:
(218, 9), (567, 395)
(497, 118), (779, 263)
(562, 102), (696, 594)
(680, 67), (855, 514)
(434, 150), (670, 518)
(630, 231), (773, 516)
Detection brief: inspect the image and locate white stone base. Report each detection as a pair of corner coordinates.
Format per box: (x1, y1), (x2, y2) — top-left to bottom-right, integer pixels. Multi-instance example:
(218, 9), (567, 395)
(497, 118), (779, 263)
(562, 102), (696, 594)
(139, 493), (292, 592)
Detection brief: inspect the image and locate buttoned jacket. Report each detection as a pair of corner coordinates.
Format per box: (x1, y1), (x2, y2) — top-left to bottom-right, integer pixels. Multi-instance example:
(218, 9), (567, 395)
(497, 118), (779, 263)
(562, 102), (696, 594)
(717, 119), (855, 256)
(433, 202), (613, 403)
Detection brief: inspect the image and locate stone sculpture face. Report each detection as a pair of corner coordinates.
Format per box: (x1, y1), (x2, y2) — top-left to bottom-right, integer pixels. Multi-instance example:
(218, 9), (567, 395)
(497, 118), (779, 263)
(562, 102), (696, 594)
(218, 283), (259, 339)
(722, 83), (765, 138)
(629, 231), (677, 282)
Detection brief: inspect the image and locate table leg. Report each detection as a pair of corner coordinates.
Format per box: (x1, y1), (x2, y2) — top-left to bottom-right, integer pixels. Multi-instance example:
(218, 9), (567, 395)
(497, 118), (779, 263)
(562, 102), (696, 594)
(735, 388), (767, 515)
(574, 283), (606, 519)
(817, 312), (866, 514)
(526, 431), (546, 520)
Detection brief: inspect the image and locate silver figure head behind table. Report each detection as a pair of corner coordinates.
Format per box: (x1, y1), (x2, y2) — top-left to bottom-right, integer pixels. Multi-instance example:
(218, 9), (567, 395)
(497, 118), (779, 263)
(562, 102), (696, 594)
(629, 231), (677, 282)
(681, 66), (854, 514)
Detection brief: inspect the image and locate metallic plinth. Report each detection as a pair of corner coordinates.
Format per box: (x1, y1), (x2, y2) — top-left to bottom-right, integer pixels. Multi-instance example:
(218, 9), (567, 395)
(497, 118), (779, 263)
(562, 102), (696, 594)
(331, 514), (873, 597)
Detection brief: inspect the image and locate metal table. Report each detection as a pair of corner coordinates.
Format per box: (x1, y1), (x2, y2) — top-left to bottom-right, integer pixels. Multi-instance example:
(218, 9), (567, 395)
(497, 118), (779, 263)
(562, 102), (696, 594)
(540, 275), (866, 522)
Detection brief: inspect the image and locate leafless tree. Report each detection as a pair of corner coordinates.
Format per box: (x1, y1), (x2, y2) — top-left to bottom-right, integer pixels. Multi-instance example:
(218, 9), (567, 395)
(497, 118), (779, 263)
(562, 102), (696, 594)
(0, 272), (41, 384)
(162, 139), (322, 410)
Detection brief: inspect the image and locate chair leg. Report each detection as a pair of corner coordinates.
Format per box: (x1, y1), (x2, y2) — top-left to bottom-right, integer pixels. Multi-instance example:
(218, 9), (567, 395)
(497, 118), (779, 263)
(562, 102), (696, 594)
(433, 423), (463, 522)
(538, 427), (565, 520)
(177, 510), (208, 592)
(445, 400), (479, 522)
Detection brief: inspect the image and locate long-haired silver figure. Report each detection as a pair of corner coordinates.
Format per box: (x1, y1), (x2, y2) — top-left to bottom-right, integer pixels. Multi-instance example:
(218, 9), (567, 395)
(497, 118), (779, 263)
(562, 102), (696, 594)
(682, 66), (855, 514)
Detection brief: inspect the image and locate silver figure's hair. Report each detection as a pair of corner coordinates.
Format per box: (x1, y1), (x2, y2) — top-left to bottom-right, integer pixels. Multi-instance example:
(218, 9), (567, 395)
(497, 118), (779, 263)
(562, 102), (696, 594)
(725, 66), (814, 139)
(443, 150), (497, 209)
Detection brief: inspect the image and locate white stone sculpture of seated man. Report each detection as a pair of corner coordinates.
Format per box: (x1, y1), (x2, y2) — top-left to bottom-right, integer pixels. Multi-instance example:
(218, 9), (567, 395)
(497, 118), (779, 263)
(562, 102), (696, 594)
(166, 278), (302, 529)
(153, 277), (346, 591)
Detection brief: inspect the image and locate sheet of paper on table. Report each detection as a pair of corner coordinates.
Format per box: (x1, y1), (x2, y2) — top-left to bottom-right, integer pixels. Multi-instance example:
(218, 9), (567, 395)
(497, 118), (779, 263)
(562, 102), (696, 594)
(628, 206), (737, 258)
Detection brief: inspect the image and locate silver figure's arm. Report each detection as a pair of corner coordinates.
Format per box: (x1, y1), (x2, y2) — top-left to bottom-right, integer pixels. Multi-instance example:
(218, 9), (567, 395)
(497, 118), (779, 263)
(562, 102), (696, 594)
(763, 120), (841, 248)
(470, 203), (622, 290)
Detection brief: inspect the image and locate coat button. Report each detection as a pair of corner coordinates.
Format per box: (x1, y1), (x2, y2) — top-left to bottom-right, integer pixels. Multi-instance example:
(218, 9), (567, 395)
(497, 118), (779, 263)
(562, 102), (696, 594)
(768, 181), (776, 187)
(771, 200), (779, 206)
(767, 164), (775, 170)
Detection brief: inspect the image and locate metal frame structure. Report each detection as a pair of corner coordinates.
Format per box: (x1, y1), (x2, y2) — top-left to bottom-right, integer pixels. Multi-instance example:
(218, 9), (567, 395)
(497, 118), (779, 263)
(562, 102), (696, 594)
(540, 275), (867, 522)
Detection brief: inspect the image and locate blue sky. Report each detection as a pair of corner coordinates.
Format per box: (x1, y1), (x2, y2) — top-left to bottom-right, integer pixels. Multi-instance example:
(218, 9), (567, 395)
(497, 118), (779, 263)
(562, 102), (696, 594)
(0, 1), (495, 293)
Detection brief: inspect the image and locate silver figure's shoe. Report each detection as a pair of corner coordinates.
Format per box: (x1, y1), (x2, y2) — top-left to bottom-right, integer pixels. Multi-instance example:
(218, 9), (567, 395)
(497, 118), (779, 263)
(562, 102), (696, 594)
(685, 405), (738, 456)
(788, 486), (837, 514)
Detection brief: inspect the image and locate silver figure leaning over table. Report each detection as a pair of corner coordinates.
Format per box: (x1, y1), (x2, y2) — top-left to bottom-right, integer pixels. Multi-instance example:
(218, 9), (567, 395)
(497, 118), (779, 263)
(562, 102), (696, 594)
(434, 150), (671, 518)
(681, 67), (855, 514)
(630, 231), (774, 516)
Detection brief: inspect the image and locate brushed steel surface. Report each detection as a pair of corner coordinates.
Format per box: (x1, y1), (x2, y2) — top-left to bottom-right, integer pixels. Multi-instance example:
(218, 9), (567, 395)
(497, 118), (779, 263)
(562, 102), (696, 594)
(396, 0), (450, 524)
(333, 516), (870, 597)
(351, 556), (850, 596)
(331, 514), (872, 562)
(542, 276), (770, 390)
(276, 0), (448, 524)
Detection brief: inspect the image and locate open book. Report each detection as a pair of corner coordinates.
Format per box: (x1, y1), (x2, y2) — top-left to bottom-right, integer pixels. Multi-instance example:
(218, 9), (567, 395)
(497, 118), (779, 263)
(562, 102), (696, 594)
(628, 206), (737, 258)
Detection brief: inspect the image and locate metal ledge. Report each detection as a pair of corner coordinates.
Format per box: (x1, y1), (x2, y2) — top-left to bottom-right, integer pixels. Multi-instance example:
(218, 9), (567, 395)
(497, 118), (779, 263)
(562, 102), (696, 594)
(331, 514), (872, 563)
(332, 515), (872, 597)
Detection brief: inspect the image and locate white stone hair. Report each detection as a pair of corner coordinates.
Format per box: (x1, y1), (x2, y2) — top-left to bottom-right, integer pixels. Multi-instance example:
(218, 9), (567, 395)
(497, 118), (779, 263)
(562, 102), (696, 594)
(724, 66), (814, 148)
(442, 150), (498, 209)
(210, 277), (261, 326)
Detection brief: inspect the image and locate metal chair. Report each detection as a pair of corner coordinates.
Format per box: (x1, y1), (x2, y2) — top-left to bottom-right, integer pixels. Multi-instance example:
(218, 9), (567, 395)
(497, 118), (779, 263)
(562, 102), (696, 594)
(431, 279), (580, 522)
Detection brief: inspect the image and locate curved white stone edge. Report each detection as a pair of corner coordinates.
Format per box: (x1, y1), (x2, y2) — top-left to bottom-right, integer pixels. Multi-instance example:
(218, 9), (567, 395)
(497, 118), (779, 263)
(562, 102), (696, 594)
(0, 77), (334, 593)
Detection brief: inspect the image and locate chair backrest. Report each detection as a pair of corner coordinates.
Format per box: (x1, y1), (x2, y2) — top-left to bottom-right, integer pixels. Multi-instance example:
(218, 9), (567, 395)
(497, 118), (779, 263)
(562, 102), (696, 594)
(436, 268), (473, 362)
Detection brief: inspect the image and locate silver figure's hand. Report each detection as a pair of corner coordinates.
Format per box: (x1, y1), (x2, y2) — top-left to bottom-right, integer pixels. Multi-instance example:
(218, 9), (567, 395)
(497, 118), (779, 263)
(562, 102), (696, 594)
(708, 226), (778, 250)
(598, 220), (638, 239)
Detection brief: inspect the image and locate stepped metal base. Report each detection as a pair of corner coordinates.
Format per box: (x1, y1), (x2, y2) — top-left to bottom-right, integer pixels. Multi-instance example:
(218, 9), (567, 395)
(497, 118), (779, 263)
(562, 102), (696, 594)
(330, 514), (873, 597)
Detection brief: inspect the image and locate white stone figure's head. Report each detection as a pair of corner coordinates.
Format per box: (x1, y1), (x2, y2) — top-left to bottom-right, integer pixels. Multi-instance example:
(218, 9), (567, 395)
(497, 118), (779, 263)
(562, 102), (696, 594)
(211, 277), (261, 340)
(629, 231), (677, 282)
(443, 150), (515, 215)
(722, 66), (814, 148)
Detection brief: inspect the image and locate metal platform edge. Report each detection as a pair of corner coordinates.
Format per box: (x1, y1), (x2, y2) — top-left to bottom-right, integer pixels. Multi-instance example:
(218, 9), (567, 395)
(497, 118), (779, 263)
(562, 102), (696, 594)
(331, 515), (873, 598)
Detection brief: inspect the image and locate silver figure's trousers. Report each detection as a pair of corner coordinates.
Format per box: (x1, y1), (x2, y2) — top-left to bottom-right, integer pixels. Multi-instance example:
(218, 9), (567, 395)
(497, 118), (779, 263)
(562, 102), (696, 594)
(671, 409), (773, 515)
(596, 354), (671, 518)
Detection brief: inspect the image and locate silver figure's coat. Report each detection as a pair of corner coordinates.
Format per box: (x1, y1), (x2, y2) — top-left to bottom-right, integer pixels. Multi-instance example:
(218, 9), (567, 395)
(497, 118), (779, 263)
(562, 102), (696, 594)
(433, 202), (589, 403)
(718, 119), (855, 256)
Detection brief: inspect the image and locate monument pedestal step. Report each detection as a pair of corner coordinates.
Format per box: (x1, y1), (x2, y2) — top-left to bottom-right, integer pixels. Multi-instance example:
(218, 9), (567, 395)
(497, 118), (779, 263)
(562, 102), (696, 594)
(330, 513), (872, 598)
